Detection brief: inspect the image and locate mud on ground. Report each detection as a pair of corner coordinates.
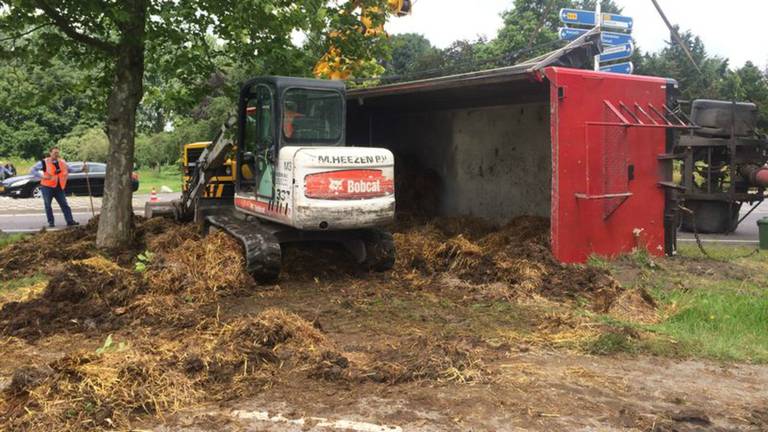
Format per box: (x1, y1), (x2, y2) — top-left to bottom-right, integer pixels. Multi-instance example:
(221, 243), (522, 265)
(0, 216), (764, 431)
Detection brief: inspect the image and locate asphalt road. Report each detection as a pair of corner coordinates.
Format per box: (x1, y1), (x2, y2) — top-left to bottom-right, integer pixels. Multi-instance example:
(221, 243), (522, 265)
(0, 193), (178, 232)
(1, 194), (766, 245)
(677, 201), (767, 245)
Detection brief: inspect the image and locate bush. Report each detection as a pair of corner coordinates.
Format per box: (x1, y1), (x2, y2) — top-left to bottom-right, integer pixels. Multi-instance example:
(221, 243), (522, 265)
(57, 125), (109, 162)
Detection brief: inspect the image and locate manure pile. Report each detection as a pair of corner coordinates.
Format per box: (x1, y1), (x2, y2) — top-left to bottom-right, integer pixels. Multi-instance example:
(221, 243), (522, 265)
(0, 215), (627, 430)
(393, 216), (621, 310)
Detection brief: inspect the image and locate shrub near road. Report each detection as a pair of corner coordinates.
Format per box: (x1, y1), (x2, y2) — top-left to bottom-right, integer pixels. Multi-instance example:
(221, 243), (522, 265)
(0, 217), (766, 430)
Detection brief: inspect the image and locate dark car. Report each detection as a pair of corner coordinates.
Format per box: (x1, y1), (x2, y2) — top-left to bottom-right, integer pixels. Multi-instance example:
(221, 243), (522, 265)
(0, 162), (139, 198)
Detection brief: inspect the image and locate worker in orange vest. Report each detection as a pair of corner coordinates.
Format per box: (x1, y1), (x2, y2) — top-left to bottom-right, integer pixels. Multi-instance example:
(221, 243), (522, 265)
(29, 146), (85, 228)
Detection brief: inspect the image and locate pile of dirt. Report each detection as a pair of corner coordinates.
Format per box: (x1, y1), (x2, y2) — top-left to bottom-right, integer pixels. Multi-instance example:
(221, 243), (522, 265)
(143, 229), (253, 301)
(394, 216), (622, 310)
(0, 308), (343, 430)
(394, 156), (443, 217)
(0, 226), (95, 280)
(0, 216), (180, 281)
(0, 256), (144, 339)
(0, 220), (252, 338)
(0, 214), (652, 430)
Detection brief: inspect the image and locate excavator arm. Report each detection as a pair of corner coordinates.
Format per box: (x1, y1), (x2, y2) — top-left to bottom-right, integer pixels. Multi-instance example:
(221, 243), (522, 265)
(143, 114), (237, 221)
(179, 115), (237, 217)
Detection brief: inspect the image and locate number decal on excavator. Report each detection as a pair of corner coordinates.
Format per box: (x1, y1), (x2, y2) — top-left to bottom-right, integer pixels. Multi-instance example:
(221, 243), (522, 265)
(275, 189), (290, 201)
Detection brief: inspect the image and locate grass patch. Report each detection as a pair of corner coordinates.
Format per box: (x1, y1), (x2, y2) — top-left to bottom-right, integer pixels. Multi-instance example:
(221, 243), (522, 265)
(677, 243), (764, 261)
(649, 282), (768, 362)
(597, 245), (768, 363)
(585, 332), (637, 355)
(136, 165), (182, 194)
(0, 157), (35, 173)
(0, 274), (47, 304)
(0, 233), (28, 248)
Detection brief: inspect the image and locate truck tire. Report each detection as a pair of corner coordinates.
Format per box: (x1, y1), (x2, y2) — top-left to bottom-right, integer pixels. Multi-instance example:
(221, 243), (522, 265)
(691, 99), (758, 138)
(362, 229), (395, 272)
(680, 200), (741, 234)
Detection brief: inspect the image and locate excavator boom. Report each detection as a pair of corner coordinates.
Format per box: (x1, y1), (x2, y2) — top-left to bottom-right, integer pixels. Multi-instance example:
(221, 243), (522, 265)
(145, 115), (236, 220)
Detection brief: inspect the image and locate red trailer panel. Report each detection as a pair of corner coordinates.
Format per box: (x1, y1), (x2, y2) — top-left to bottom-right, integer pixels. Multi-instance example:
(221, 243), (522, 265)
(544, 67), (673, 263)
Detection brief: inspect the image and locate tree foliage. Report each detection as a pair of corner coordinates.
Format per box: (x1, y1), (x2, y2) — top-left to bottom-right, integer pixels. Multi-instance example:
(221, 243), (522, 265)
(0, 0), (393, 248)
(0, 53), (100, 158)
(57, 125), (109, 162)
(493, 0), (621, 61)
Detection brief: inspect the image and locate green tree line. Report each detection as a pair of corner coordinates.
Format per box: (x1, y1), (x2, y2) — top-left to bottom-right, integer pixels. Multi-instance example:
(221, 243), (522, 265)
(2, 0), (767, 168)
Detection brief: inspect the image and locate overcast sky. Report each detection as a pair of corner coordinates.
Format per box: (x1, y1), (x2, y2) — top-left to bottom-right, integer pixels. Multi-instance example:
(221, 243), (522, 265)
(385, 0), (767, 69)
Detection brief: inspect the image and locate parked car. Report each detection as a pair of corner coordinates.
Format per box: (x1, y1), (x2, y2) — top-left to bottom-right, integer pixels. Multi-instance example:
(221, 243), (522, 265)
(0, 162), (139, 198)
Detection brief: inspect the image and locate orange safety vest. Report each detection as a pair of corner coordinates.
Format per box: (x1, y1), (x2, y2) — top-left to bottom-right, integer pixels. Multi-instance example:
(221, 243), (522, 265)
(40, 157), (69, 189)
(283, 110), (304, 138)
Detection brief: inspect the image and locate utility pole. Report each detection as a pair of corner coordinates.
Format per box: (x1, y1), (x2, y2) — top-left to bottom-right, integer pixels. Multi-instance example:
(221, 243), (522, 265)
(649, 0), (701, 73)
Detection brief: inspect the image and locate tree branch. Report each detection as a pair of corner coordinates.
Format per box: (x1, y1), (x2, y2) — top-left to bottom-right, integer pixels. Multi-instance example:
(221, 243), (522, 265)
(0, 23), (52, 43)
(34, 1), (118, 54)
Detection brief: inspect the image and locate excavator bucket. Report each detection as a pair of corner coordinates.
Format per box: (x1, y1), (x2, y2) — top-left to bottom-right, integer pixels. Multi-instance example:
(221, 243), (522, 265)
(144, 201), (178, 219)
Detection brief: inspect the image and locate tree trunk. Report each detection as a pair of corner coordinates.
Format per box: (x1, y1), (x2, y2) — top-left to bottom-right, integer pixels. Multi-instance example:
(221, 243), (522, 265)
(96, 5), (146, 250)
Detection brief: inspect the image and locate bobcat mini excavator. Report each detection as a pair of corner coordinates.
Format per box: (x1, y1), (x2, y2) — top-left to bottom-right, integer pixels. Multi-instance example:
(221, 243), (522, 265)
(146, 77), (396, 282)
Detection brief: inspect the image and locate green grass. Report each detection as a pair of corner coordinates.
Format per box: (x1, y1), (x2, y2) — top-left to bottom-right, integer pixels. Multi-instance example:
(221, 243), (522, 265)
(593, 245), (768, 363)
(649, 280), (768, 362)
(1, 157), (35, 175)
(0, 233), (28, 248)
(0, 274), (46, 292)
(136, 165), (182, 194)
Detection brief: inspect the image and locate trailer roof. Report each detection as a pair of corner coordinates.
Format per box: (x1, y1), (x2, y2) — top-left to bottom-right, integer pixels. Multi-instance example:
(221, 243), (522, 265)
(347, 26), (602, 105)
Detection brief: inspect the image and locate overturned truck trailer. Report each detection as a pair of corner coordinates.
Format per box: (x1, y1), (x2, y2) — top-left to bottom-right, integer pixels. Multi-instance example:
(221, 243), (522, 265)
(347, 66), (690, 263)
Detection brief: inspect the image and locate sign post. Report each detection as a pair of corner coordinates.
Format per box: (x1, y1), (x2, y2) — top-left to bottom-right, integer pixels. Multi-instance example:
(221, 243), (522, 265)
(593, 2), (601, 71)
(558, 7), (634, 74)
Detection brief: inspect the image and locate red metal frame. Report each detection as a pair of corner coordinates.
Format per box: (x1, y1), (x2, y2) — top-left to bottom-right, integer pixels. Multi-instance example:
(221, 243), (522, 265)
(544, 67), (676, 263)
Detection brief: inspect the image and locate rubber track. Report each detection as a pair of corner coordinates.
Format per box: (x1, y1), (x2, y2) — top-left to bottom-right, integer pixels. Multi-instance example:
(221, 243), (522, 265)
(206, 214), (282, 283)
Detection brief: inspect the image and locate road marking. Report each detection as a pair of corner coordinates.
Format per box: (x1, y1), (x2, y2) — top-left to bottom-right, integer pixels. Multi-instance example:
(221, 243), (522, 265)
(230, 409), (402, 432)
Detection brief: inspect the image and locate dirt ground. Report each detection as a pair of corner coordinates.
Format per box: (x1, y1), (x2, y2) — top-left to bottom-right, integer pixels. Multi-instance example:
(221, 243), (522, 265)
(0, 216), (766, 431)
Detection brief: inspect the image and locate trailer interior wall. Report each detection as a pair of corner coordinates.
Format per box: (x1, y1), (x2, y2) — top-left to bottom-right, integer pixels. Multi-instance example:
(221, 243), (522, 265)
(347, 77), (550, 223)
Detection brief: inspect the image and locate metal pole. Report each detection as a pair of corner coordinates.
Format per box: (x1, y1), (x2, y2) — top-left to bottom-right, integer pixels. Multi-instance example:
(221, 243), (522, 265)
(649, 0), (702, 74)
(594, 1), (602, 71)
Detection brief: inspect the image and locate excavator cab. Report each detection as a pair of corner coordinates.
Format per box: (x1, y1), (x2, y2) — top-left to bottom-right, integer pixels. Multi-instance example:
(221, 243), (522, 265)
(236, 77), (346, 201)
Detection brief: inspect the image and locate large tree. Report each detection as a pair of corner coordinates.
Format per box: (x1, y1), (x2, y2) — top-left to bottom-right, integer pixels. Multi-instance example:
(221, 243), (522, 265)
(492, 0), (622, 62)
(635, 30), (729, 101)
(0, 0), (390, 249)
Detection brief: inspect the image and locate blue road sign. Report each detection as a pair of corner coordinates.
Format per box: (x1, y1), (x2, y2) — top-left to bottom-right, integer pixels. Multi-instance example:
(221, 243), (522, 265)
(600, 13), (633, 31)
(559, 9), (634, 31)
(558, 28), (633, 46)
(599, 42), (634, 62)
(601, 31), (633, 46)
(560, 8), (597, 26)
(600, 62), (634, 74)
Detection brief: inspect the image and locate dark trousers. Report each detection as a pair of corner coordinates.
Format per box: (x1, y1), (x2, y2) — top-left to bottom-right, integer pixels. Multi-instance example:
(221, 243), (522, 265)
(41, 185), (75, 226)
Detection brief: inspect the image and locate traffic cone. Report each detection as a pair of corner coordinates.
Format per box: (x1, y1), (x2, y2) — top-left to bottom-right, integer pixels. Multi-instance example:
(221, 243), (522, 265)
(150, 187), (159, 202)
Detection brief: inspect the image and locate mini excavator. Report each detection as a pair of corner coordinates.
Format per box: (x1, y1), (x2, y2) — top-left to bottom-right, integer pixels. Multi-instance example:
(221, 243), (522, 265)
(146, 77), (396, 282)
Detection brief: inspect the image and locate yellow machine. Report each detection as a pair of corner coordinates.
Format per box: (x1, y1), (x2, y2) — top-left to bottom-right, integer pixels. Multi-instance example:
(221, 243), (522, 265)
(314, 0), (412, 80)
(182, 142), (236, 199)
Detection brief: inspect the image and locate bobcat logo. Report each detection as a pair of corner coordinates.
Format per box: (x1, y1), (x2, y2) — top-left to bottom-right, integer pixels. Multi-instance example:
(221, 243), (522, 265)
(328, 179), (344, 192)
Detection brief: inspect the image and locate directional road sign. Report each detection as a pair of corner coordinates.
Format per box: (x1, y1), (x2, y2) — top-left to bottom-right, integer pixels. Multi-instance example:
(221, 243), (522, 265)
(600, 62), (634, 74)
(558, 28), (633, 46)
(559, 8), (634, 31)
(599, 42), (634, 63)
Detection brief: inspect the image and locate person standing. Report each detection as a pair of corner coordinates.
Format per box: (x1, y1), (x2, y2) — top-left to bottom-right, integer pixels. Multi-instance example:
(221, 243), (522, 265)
(30, 146), (83, 228)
